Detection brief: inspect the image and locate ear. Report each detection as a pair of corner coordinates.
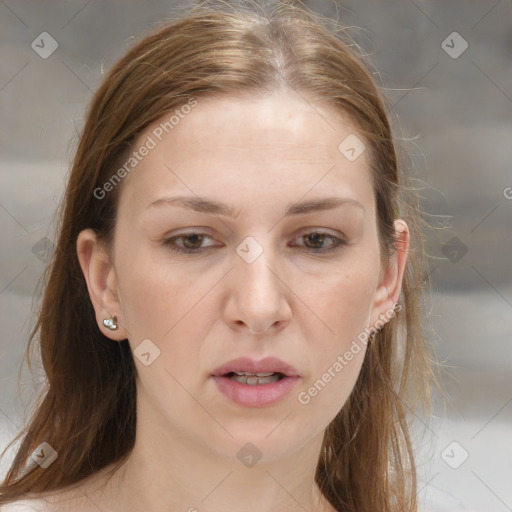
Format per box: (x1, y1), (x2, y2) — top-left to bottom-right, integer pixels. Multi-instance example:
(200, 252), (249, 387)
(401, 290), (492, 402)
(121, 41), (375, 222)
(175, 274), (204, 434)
(76, 228), (128, 341)
(369, 219), (409, 330)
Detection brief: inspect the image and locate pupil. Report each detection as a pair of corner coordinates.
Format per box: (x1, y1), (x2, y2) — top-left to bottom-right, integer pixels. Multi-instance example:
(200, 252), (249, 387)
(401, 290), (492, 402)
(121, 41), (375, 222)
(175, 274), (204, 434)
(306, 233), (324, 248)
(184, 234), (203, 249)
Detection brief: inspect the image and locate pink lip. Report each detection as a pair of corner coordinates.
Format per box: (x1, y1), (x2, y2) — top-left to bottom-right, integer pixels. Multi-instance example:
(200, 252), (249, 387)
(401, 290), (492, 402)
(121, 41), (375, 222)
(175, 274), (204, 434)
(212, 375), (300, 407)
(211, 356), (301, 378)
(210, 356), (301, 408)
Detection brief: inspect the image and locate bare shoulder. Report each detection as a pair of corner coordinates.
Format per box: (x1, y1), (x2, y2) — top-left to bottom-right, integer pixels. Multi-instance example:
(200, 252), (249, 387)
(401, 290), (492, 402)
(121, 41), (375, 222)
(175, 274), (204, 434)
(0, 484), (96, 512)
(0, 490), (91, 512)
(0, 498), (50, 511)
(0, 464), (121, 512)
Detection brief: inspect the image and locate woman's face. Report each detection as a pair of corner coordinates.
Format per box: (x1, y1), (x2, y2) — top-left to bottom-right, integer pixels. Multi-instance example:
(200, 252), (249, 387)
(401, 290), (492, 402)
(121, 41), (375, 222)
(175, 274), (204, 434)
(80, 89), (406, 462)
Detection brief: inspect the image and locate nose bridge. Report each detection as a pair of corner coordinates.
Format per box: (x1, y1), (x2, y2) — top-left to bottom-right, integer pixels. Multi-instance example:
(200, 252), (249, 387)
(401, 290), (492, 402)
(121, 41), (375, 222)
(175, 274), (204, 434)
(236, 236), (280, 300)
(229, 235), (291, 332)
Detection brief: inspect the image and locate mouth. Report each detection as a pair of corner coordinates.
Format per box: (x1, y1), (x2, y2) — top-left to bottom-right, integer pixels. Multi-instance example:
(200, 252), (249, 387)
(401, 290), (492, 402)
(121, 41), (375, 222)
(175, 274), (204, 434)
(223, 371), (287, 385)
(211, 356), (301, 380)
(210, 357), (301, 407)
(211, 372), (300, 408)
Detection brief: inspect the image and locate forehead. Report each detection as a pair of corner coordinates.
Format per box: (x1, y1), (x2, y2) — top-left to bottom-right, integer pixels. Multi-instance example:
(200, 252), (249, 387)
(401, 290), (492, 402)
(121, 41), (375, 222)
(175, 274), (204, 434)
(117, 90), (374, 213)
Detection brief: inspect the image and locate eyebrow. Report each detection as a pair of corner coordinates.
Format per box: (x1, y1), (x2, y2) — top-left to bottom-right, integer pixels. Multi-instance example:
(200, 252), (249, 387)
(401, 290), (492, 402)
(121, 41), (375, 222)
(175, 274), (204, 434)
(146, 195), (365, 217)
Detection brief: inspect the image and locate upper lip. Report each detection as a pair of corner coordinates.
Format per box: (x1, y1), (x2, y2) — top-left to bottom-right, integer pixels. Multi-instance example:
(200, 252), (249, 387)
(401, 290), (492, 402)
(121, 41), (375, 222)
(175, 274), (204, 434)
(211, 357), (301, 377)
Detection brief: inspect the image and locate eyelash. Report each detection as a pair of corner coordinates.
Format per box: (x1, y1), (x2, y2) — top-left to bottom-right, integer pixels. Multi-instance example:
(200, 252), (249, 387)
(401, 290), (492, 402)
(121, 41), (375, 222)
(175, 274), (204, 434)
(162, 231), (347, 255)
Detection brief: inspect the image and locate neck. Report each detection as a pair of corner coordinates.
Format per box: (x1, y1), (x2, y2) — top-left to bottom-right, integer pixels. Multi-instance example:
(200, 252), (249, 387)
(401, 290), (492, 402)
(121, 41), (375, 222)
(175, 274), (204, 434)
(71, 388), (335, 512)
(84, 401), (335, 512)
(103, 434), (333, 512)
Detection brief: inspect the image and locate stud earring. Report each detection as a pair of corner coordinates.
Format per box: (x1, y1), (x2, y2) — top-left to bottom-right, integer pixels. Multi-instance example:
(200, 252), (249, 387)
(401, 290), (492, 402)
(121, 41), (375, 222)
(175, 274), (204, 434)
(103, 315), (118, 331)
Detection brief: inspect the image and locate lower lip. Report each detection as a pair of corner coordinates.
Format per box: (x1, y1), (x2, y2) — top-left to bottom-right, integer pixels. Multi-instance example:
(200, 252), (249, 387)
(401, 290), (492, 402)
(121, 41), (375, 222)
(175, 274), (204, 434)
(212, 375), (300, 407)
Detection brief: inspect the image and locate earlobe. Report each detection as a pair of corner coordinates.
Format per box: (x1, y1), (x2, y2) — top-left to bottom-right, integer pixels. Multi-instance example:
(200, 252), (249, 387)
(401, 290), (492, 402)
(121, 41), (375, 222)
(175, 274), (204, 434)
(76, 229), (128, 341)
(370, 219), (409, 330)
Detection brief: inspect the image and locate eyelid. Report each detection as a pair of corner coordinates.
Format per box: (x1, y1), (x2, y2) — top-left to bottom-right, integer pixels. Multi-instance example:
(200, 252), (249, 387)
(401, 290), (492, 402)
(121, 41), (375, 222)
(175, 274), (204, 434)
(162, 228), (348, 255)
(291, 230), (347, 253)
(294, 226), (346, 241)
(163, 231), (219, 251)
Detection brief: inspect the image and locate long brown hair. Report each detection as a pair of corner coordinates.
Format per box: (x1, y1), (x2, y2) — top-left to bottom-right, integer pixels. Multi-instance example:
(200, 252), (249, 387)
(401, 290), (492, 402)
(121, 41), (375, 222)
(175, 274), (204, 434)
(0, 1), (434, 510)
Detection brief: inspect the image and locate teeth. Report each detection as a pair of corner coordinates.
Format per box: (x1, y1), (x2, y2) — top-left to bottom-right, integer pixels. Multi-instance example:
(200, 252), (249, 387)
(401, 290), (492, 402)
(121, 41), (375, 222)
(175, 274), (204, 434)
(234, 371), (275, 377)
(229, 373), (281, 385)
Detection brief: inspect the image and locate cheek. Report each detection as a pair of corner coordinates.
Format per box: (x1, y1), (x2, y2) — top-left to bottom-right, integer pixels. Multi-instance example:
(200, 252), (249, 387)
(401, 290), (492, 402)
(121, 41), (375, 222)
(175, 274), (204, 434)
(115, 244), (196, 341)
(298, 349), (365, 426)
(297, 264), (376, 415)
(116, 250), (211, 405)
(308, 263), (378, 346)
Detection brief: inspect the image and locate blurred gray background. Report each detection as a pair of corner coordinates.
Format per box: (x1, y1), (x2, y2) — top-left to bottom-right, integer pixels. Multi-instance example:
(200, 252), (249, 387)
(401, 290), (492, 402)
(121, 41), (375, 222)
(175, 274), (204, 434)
(1, 1), (511, 510)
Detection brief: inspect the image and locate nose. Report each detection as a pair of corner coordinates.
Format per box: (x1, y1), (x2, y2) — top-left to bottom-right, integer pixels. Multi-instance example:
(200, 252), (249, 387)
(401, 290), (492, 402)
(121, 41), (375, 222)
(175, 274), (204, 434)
(224, 249), (292, 335)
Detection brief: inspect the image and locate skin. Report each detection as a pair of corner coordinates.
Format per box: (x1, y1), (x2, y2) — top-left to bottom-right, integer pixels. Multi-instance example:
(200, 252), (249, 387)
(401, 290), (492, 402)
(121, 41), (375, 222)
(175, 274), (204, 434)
(39, 88), (408, 512)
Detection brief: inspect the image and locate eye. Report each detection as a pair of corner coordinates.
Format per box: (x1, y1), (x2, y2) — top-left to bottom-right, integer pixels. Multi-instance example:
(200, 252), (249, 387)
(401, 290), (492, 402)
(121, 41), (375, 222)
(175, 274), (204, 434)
(292, 231), (347, 253)
(162, 230), (347, 255)
(162, 232), (218, 254)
